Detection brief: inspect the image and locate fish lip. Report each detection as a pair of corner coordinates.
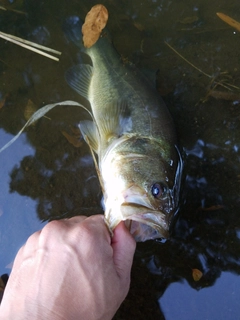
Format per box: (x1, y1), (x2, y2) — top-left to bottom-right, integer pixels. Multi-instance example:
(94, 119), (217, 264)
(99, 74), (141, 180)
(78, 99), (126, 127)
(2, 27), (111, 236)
(111, 203), (170, 241)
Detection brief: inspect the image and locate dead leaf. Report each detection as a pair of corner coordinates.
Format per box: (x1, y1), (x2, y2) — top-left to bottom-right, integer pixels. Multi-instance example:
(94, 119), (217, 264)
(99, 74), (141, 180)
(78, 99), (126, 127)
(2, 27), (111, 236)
(0, 94), (8, 109)
(133, 21), (145, 31)
(192, 269), (203, 281)
(24, 99), (37, 122)
(179, 16), (199, 25)
(216, 12), (240, 32)
(0, 98), (5, 109)
(209, 90), (240, 101)
(61, 126), (83, 148)
(82, 4), (108, 48)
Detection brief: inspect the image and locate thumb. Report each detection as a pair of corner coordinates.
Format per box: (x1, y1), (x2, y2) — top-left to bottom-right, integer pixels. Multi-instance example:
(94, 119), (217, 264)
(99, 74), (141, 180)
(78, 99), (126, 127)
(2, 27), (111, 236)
(111, 222), (136, 281)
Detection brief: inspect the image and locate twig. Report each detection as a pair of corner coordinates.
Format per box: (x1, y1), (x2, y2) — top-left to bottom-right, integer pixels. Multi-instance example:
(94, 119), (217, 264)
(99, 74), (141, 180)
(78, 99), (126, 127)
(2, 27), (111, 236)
(0, 31), (61, 61)
(164, 41), (211, 78)
(165, 41), (240, 92)
(0, 5), (26, 15)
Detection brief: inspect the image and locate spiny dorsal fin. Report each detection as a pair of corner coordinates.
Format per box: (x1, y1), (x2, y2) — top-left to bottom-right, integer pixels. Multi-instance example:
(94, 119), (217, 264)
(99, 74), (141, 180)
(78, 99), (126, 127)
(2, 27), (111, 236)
(65, 64), (93, 101)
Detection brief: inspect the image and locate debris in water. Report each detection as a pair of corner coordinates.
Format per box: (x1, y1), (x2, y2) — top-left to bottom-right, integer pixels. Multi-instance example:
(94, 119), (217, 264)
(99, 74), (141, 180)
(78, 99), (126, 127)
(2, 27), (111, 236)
(24, 99), (37, 122)
(0, 94), (7, 109)
(197, 205), (224, 212)
(61, 126), (83, 148)
(208, 90), (240, 102)
(217, 12), (240, 32)
(82, 4), (108, 48)
(179, 16), (199, 25)
(0, 31), (61, 61)
(192, 268), (203, 281)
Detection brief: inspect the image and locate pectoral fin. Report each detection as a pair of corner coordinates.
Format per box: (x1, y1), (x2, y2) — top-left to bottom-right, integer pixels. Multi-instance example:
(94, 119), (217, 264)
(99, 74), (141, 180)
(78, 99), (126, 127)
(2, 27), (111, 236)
(79, 120), (105, 193)
(65, 64), (93, 101)
(97, 100), (132, 142)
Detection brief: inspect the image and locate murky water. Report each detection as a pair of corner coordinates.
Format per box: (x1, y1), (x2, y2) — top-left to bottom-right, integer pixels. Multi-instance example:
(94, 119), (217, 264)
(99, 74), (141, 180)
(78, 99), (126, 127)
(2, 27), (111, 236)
(0, 0), (240, 319)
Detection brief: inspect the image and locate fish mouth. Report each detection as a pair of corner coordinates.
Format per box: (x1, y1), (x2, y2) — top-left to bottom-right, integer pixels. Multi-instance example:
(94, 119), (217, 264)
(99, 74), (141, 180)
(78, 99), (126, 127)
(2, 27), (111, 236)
(122, 207), (169, 242)
(104, 185), (173, 241)
(105, 203), (170, 242)
(125, 219), (168, 242)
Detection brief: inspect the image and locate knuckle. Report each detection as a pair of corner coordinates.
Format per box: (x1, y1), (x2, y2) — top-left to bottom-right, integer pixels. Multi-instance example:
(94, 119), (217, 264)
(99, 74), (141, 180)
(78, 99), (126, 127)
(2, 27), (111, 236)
(39, 220), (66, 247)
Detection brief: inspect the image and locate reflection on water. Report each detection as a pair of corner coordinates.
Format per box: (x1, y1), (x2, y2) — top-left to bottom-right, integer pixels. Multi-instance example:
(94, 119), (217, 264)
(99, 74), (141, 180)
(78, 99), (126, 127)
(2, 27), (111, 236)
(0, 0), (240, 319)
(160, 272), (240, 320)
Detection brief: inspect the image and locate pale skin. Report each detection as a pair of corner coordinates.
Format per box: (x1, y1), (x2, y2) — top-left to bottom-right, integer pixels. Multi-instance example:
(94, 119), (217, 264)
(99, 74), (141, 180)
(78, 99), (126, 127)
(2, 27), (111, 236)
(0, 215), (136, 320)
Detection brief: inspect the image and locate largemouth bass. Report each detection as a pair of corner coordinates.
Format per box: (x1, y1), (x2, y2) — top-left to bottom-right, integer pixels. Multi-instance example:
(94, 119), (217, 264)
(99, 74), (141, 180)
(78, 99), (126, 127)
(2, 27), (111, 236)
(64, 16), (182, 241)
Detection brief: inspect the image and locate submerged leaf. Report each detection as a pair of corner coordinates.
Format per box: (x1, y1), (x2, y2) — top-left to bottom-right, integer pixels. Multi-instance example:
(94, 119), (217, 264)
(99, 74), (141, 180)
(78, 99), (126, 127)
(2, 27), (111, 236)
(209, 90), (240, 102)
(133, 21), (145, 31)
(82, 4), (108, 48)
(0, 96), (6, 109)
(192, 268), (203, 281)
(24, 99), (37, 122)
(179, 16), (199, 24)
(61, 126), (83, 148)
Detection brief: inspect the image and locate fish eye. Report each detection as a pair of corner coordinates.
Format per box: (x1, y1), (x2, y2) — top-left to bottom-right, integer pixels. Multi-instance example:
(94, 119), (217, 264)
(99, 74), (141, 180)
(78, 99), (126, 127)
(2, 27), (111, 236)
(151, 183), (166, 199)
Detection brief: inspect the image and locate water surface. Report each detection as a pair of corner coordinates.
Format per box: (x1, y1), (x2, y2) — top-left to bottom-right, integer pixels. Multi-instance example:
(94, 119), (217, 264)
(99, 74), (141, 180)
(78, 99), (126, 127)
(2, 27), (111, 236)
(0, 0), (240, 319)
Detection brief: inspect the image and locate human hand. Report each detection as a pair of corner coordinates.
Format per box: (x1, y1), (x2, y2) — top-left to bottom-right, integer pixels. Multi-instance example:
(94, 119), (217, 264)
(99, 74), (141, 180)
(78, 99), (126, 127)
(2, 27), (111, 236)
(0, 215), (136, 320)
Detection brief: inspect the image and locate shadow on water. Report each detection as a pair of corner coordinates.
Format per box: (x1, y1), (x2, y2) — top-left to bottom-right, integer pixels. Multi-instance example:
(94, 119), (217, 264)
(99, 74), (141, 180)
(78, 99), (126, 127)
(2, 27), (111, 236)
(0, 0), (240, 319)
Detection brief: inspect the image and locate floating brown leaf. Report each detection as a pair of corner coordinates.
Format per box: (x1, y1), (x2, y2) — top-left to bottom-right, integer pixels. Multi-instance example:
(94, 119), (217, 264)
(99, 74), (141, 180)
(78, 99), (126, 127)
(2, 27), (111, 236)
(82, 4), (108, 48)
(192, 269), (203, 281)
(216, 12), (240, 32)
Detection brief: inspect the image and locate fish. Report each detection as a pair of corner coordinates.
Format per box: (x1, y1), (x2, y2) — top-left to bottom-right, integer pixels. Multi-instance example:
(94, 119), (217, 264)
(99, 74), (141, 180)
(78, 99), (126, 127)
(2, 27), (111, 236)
(63, 16), (182, 241)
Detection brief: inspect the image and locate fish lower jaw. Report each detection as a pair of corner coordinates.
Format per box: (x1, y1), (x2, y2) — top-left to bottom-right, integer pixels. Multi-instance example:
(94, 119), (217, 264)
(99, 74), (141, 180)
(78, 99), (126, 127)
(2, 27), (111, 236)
(125, 214), (169, 242)
(105, 210), (170, 242)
